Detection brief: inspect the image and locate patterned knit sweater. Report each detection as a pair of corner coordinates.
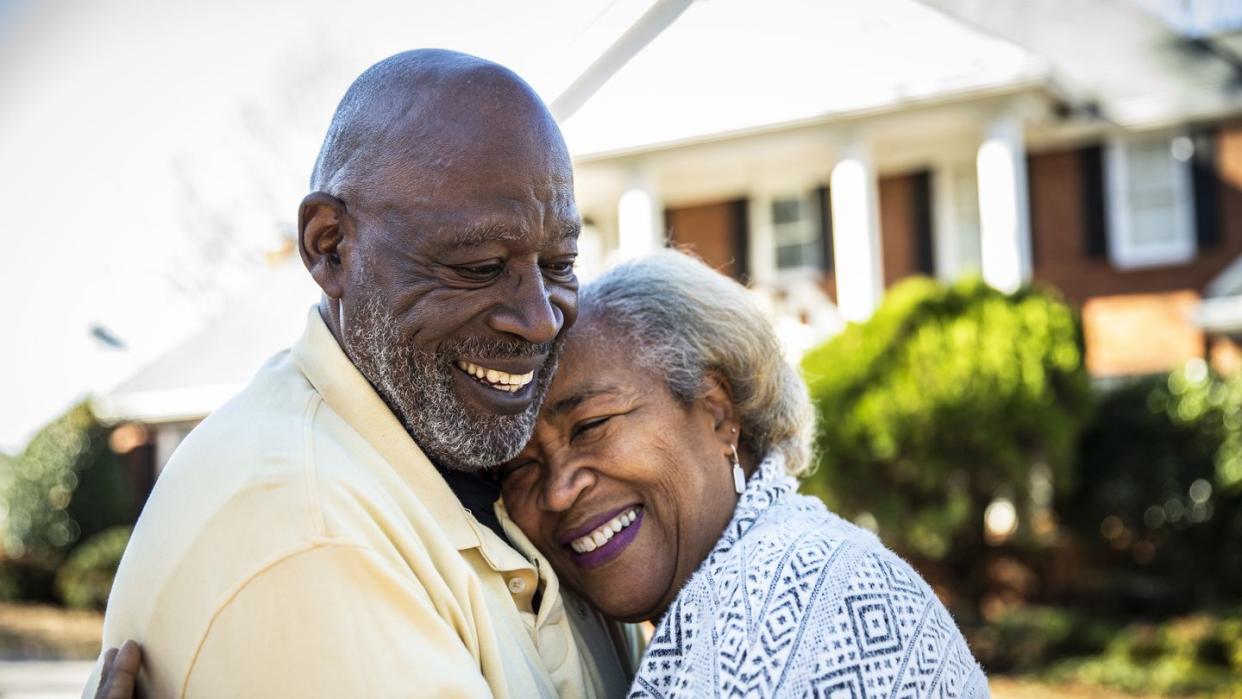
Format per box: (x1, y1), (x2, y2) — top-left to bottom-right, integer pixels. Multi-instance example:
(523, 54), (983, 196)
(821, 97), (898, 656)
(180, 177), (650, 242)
(629, 454), (990, 698)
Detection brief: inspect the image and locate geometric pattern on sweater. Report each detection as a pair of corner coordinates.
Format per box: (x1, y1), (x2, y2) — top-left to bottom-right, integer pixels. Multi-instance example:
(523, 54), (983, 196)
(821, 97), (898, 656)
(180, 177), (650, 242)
(629, 454), (990, 699)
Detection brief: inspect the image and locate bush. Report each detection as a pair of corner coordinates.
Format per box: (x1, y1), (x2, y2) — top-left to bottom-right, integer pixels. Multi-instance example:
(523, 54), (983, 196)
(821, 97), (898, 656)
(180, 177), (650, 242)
(1041, 609), (1242, 696)
(0, 560), (56, 603)
(1066, 364), (1242, 612)
(800, 277), (1090, 605)
(54, 526), (131, 610)
(2, 402), (134, 595)
(971, 606), (1242, 695)
(967, 605), (1114, 673)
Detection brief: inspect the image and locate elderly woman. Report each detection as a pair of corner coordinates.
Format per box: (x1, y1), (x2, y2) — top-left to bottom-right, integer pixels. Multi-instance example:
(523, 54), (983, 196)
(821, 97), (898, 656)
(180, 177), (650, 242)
(95, 251), (988, 699)
(495, 250), (988, 697)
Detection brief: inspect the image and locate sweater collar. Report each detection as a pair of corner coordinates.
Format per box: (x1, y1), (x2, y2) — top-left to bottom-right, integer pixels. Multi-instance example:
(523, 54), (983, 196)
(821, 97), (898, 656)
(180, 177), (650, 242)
(712, 451), (797, 558)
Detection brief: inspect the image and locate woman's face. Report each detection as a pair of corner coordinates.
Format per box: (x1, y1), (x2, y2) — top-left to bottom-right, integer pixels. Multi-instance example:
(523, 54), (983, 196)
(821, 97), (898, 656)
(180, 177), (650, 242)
(498, 318), (741, 622)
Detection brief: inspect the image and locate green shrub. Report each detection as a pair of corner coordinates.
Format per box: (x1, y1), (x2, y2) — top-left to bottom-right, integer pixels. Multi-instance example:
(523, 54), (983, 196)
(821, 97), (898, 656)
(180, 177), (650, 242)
(1042, 610), (1242, 696)
(2, 402), (134, 592)
(53, 526), (131, 610)
(800, 277), (1090, 574)
(968, 605), (1114, 672)
(0, 560), (55, 603)
(975, 607), (1242, 695)
(1067, 365), (1242, 612)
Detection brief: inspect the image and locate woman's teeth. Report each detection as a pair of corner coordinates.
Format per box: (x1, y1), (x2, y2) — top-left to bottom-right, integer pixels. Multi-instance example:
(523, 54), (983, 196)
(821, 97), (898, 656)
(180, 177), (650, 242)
(456, 360), (535, 393)
(570, 507), (639, 554)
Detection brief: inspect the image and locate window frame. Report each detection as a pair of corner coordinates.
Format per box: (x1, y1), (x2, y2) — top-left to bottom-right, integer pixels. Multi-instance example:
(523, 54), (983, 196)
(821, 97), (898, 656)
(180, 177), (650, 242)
(769, 191), (823, 277)
(1104, 130), (1197, 269)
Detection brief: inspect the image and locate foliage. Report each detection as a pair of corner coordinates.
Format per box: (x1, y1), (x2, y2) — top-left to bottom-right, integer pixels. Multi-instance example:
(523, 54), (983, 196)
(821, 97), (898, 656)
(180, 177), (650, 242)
(0, 561), (57, 603)
(971, 606), (1242, 695)
(800, 277), (1090, 568)
(1067, 364), (1242, 612)
(967, 605), (1114, 673)
(53, 526), (131, 610)
(1, 402), (134, 576)
(1039, 609), (1242, 696)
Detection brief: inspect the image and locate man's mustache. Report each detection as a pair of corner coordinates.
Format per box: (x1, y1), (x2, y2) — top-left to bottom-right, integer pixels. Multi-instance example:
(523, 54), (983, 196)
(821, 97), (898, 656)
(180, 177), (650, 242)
(433, 337), (557, 360)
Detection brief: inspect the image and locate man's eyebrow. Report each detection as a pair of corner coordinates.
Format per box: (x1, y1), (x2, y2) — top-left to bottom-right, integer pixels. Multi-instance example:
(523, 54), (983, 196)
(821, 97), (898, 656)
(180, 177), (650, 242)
(555, 220), (581, 243)
(447, 221), (580, 248)
(546, 384), (622, 418)
(448, 224), (527, 248)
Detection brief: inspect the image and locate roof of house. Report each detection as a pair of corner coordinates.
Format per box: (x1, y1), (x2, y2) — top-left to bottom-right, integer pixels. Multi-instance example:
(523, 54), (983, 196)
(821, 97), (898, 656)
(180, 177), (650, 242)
(559, 0), (1048, 159)
(921, 0), (1242, 130)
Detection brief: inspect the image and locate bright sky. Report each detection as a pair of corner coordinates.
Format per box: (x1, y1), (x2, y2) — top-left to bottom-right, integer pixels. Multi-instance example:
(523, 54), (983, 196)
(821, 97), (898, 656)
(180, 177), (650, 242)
(0, 0), (655, 452)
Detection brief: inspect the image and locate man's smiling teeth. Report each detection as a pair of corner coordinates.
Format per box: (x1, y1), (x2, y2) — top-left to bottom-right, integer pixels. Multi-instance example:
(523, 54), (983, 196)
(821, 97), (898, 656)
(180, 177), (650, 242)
(455, 360), (535, 393)
(570, 508), (639, 554)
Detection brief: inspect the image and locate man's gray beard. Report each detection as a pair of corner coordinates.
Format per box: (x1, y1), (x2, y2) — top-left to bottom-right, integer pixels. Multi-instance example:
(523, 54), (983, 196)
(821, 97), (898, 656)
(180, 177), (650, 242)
(343, 300), (560, 473)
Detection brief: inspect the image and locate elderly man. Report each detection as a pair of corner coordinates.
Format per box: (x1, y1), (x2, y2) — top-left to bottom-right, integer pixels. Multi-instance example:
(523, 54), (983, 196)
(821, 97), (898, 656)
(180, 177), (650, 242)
(85, 50), (636, 698)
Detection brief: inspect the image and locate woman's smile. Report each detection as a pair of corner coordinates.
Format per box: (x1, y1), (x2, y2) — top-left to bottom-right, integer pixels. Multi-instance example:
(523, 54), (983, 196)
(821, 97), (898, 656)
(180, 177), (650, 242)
(563, 504), (644, 568)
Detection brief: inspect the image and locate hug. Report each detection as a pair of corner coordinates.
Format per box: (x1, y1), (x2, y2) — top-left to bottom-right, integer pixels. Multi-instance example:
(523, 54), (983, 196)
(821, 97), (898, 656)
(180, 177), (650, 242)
(87, 49), (988, 699)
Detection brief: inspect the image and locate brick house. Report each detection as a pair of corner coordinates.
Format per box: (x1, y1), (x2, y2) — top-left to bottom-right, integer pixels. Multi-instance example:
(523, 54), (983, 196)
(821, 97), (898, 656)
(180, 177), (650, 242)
(561, 0), (1242, 375)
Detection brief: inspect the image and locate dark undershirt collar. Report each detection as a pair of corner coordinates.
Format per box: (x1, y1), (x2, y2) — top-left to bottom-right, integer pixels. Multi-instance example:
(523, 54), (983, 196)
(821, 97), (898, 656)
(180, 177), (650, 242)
(435, 462), (513, 549)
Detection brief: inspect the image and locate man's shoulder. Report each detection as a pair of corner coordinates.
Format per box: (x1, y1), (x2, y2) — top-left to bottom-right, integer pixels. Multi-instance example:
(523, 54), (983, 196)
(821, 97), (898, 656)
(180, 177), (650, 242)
(104, 350), (367, 624)
(154, 345), (388, 500)
(168, 348), (317, 470)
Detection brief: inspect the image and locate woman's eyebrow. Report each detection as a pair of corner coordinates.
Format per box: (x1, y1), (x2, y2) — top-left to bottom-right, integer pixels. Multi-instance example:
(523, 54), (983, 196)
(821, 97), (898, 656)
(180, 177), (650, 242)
(545, 384), (622, 418)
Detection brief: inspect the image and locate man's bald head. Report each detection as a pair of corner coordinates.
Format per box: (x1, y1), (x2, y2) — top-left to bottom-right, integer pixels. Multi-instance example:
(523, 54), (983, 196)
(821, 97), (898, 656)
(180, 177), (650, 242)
(310, 49), (570, 207)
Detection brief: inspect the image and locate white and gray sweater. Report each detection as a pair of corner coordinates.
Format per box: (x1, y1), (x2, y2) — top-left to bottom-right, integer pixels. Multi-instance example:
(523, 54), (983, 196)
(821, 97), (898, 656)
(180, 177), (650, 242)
(629, 454), (990, 698)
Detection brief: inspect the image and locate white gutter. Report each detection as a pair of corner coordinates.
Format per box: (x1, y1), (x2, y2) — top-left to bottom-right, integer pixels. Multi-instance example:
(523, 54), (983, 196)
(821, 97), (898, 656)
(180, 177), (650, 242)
(550, 0), (695, 121)
(1195, 295), (1242, 334)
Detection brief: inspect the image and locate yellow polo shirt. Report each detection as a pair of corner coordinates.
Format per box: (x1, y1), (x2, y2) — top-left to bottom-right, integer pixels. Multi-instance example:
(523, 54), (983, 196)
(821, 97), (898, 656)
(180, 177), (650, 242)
(85, 307), (637, 698)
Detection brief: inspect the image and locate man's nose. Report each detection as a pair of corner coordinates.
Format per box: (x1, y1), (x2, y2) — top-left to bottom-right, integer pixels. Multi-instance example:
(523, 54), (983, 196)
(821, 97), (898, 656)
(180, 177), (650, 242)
(540, 455), (595, 513)
(488, 263), (561, 345)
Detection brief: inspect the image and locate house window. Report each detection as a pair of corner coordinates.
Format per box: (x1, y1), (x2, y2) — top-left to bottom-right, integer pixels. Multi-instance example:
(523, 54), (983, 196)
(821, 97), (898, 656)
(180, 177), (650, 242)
(931, 160), (982, 281)
(771, 194), (821, 271)
(1105, 132), (1196, 269)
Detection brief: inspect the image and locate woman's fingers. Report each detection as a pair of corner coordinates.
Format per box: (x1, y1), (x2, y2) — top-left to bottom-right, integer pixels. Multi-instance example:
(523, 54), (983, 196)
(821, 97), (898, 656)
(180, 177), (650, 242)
(94, 640), (143, 699)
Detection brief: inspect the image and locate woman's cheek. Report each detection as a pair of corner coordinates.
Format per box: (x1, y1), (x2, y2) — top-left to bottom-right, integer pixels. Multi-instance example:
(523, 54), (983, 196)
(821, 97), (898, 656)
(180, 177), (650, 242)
(503, 480), (538, 526)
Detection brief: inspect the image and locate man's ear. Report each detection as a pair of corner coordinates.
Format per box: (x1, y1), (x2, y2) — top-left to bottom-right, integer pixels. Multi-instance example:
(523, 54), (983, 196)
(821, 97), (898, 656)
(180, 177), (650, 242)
(298, 192), (348, 300)
(699, 370), (740, 444)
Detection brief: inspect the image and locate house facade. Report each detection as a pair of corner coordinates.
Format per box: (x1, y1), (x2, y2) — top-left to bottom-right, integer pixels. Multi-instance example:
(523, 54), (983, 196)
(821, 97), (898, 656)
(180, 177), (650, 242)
(572, 102), (1242, 376)
(561, 0), (1242, 375)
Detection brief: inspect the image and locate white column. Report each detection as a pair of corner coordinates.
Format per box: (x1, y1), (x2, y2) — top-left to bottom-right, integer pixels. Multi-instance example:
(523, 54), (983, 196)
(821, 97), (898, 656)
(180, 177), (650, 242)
(976, 116), (1033, 293)
(830, 142), (884, 322)
(932, 159), (962, 282)
(747, 190), (776, 287)
(616, 179), (664, 261)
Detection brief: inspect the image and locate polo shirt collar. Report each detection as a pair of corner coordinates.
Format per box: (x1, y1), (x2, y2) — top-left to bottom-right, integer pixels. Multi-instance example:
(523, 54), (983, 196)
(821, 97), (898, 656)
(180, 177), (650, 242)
(289, 305), (487, 552)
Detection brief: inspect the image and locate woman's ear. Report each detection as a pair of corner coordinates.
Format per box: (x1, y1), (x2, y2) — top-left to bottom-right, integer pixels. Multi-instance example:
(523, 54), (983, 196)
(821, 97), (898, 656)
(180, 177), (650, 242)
(298, 192), (348, 300)
(699, 370), (740, 444)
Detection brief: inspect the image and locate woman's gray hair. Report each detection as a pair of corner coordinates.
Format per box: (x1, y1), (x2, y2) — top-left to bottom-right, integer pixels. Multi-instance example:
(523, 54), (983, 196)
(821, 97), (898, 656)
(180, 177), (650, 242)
(581, 249), (814, 476)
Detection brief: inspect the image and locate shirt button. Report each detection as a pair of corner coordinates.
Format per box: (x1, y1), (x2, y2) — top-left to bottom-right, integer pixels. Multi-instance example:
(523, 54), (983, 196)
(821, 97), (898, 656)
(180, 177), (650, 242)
(507, 576), (528, 595)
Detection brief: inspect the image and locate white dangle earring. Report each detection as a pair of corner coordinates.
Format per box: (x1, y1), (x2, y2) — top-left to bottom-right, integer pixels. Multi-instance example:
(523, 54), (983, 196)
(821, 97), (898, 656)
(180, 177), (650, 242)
(730, 443), (746, 495)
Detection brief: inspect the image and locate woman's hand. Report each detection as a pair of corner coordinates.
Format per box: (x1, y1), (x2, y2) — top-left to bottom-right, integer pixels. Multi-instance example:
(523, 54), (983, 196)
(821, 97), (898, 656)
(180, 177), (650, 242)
(94, 640), (143, 699)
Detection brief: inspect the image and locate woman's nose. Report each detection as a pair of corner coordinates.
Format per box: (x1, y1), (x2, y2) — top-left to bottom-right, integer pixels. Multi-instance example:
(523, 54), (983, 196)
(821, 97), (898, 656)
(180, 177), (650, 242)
(540, 457), (596, 512)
